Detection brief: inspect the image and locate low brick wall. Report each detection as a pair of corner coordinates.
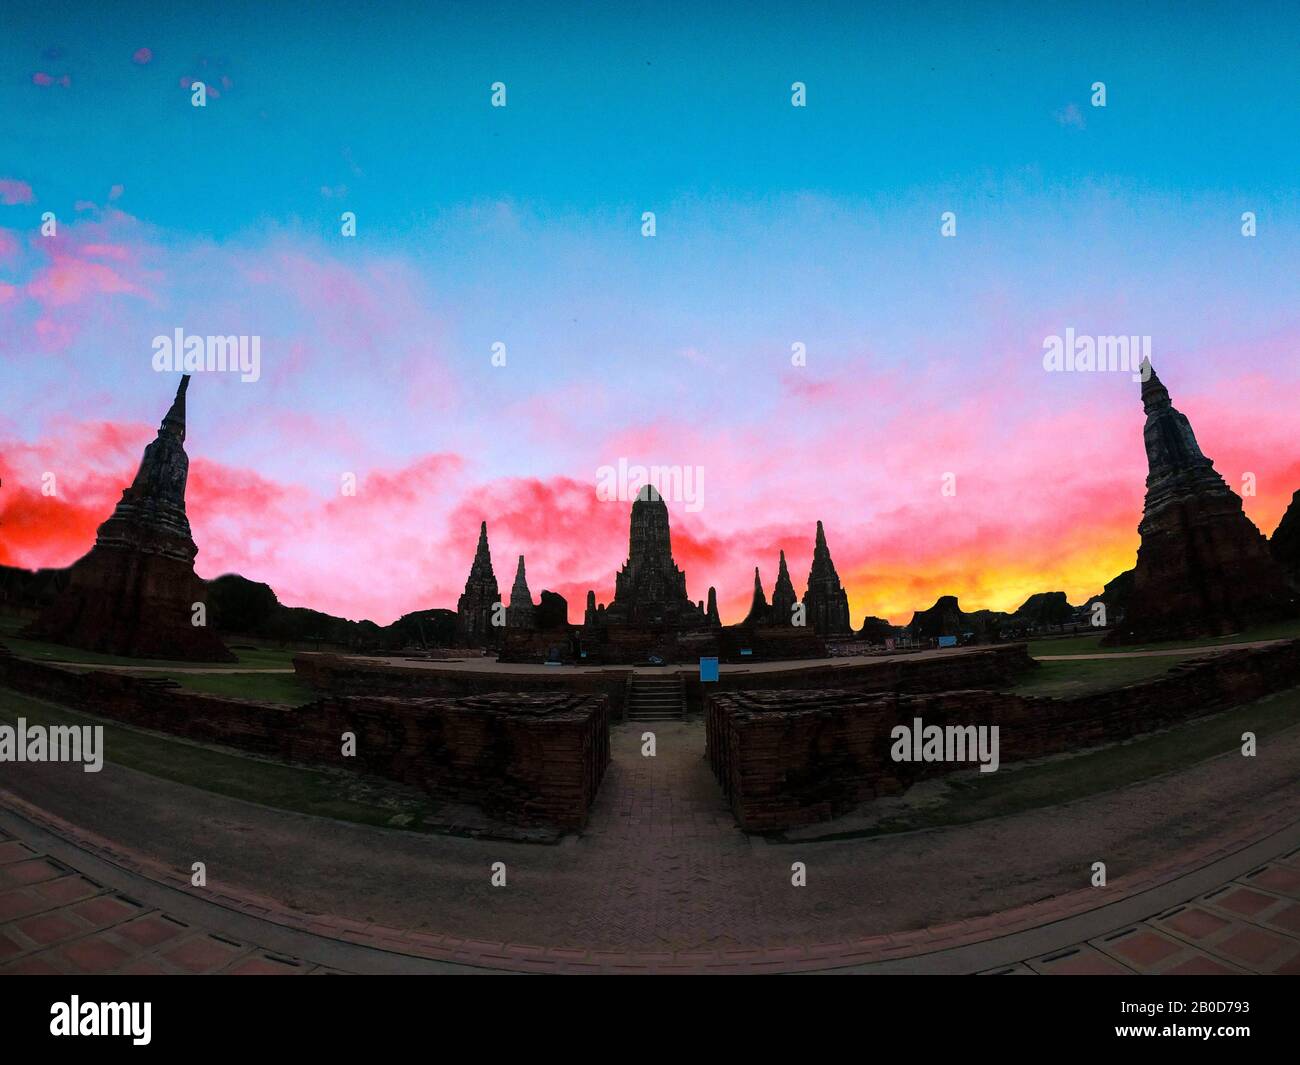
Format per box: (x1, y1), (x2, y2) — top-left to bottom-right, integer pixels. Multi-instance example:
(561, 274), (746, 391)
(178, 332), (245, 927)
(685, 643), (1035, 714)
(707, 640), (1300, 832)
(294, 642), (1036, 721)
(294, 653), (635, 720)
(0, 646), (609, 831)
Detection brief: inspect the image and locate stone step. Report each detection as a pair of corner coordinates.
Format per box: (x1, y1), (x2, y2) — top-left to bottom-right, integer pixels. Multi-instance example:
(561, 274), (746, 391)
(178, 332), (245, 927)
(626, 676), (684, 721)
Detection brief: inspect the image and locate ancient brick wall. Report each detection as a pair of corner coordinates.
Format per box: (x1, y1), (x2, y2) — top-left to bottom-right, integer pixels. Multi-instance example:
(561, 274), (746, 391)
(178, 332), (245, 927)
(0, 646), (609, 831)
(686, 643), (1036, 714)
(293, 643), (1034, 722)
(707, 640), (1300, 832)
(294, 653), (634, 719)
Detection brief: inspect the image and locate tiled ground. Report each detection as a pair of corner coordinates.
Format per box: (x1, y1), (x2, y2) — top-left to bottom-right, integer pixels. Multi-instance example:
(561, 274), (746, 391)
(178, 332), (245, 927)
(3, 813), (1298, 974)
(980, 847), (1300, 975)
(0, 830), (336, 975)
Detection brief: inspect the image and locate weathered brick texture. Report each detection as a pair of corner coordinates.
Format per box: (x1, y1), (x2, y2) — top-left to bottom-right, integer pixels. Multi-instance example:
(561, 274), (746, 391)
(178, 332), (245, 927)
(0, 646), (608, 831)
(707, 640), (1300, 831)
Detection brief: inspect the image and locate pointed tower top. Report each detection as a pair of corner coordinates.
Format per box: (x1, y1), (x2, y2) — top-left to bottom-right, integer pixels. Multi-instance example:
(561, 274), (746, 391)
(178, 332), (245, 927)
(815, 520), (826, 544)
(744, 567), (769, 624)
(464, 520), (496, 583)
(161, 375), (190, 440)
(706, 585), (720, 626)
(1140, 358), (1171, 413)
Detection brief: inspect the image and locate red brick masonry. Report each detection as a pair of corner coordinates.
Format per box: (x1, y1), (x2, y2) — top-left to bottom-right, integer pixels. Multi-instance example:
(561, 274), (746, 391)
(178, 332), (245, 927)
(707, 640), (1300, 831)
(0, 646), (609, 831)
(293, 642), (1037, 720)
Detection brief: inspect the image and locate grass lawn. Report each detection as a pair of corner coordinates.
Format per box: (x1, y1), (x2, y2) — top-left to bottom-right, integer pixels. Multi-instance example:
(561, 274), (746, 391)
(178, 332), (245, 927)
(1006, 653), (1200, 698)
(164, 672), (314, 706)
(1027, 616), (1300, 657)
(0, 612), (300, 671)
(785, 685), (1300, 841)
(0, 688), (437, 832)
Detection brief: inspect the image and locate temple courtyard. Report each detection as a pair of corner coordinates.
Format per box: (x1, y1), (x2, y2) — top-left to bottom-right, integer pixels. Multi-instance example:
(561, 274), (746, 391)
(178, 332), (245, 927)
(1, 669), (1298, 972)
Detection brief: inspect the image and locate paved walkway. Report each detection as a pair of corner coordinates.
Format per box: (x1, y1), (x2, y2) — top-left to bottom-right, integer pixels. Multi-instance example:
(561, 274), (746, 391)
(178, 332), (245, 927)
(2, 706), (1299, 972)
(2, 800), (1296, 974)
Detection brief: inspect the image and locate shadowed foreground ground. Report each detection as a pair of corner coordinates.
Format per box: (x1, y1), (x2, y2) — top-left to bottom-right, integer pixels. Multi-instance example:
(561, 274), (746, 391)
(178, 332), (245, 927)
(1, 712), (1297, 952)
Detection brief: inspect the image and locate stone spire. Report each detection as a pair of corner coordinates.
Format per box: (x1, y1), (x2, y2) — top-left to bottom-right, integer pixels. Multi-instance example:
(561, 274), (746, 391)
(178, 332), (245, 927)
(96, 374), (195, 561)
(706, 586), (720, 627)
(802, 520), (852, 636)
(584, 589), (598, 626)
(506, 554), (536, 629)
(604, 485), (706, 627)
(23, 374), (234, 661)
(1136, 358), (1222, 526)
(162, 372), (188, 440)
(1104, 361), (1294, 644)
(743, 567), (769, 625)
(456, 521), (501, 644)
(770, 549), (798, 626)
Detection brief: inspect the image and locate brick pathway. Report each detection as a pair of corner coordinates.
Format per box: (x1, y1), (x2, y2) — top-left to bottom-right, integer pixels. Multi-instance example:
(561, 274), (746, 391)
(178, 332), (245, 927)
(980, 852), (1300, 975)
(0, 829), (335, 975)
(2, 802), (1298, 974)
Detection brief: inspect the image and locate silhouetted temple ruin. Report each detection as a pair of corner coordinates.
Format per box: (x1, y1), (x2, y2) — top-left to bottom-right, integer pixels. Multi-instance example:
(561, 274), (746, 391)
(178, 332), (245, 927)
(506, 555), (537, 629)
(802, 520), (852, 637)
(456, 522), (500, 645)
(23, 375), (235, 661)
(1104, 361), (1295, 644)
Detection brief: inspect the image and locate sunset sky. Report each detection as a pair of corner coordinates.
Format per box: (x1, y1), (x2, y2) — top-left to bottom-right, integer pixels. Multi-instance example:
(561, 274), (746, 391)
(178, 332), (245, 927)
(2, 2), (1299, 626)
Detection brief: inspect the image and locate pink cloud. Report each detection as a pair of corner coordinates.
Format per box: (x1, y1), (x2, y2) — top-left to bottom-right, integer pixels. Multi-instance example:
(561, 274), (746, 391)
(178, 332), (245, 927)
(0, 179), (34, 206)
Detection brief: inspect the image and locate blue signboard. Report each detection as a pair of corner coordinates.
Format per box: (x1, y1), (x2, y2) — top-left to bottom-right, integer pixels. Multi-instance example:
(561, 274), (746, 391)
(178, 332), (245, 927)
(699, 657), (719, 682)
(938, 635), (958, 648)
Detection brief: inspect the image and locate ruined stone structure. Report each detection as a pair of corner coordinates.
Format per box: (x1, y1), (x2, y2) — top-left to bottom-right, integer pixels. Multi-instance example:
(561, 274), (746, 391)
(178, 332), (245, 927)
(0, 645), (609, 832)
(536, 590), (569, 629)
(1270, 489), (1300, 589)
(706, 639), (1300, 831)
(506, 555), (537, 629)
(1104, 362), (1294, 645)
(770, 550), (798, 626)
(456, 522), (501, 645)
(706, 586), (721, 627)
(579, 486), (711, 662)
(600, 486), (709, 628)
(801, 521), (852, 637)
(858, 616), (896, 643)
(23, 375), (234, 661)
(742, 567), (769, 625)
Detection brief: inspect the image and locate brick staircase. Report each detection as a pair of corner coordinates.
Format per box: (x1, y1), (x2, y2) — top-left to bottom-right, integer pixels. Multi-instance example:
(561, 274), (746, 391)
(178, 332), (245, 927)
(625, 675), (686, 722)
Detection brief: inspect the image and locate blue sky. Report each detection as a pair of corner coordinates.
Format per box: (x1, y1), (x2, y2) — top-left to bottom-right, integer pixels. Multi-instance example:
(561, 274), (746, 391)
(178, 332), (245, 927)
(2, 1), (1299, 624)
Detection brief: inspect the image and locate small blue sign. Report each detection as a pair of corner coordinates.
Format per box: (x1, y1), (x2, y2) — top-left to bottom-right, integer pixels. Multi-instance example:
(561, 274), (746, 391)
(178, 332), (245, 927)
(699, 656), (719, 682)
(938, 635), (958, 648)
(740, 648), (752, 656)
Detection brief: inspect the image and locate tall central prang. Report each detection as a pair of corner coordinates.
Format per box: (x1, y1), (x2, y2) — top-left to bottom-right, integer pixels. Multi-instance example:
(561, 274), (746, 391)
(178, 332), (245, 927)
(604, 486), (700, 625)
